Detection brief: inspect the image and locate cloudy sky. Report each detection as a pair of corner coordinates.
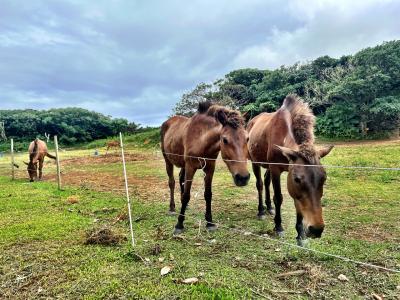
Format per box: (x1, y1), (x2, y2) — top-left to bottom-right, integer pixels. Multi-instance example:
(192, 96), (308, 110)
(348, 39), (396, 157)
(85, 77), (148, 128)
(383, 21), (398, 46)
(0, 0), (399, 125)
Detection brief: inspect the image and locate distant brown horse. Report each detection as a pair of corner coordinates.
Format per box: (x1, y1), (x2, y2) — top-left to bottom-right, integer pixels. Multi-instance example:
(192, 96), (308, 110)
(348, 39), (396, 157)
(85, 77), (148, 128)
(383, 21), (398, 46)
(24, 138), (56, 182)
(105, 140), (120, 154)
(247, 95), (333, 244)
(161, 102), (250, 234)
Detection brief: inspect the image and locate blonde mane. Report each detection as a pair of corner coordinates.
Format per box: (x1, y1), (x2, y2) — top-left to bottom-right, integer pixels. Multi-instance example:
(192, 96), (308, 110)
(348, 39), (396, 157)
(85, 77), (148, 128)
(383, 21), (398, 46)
(281, 94), (316, 158)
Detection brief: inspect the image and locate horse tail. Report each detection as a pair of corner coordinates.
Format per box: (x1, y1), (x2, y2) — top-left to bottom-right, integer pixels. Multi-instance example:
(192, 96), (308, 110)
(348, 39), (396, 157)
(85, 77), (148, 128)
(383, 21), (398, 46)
(46, 152), (56, 160)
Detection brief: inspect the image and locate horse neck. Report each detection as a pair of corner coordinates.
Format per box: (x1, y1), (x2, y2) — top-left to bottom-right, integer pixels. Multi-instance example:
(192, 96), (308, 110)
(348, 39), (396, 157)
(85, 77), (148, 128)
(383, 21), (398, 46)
(186, 115), (221, 158)
(201, 126), (221, 157)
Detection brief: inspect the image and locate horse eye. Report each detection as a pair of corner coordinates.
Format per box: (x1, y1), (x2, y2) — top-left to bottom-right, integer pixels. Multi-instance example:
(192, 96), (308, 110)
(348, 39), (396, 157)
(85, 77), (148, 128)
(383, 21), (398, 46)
(246, 137), (249, 142)
(222, 137), (228, 144)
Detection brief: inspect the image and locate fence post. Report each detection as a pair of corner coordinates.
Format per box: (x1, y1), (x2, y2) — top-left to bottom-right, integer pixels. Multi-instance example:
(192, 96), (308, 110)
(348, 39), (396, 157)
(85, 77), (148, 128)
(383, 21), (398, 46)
(54, 135), (61, 190)
(10, 138), (15, 180)
(119, 132), (135, 248)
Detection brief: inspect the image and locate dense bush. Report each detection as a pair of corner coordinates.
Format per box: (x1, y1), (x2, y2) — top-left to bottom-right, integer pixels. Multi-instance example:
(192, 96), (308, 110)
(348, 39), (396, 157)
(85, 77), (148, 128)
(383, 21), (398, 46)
(174, 40), (400, 138)
(0, 107), (139, 145)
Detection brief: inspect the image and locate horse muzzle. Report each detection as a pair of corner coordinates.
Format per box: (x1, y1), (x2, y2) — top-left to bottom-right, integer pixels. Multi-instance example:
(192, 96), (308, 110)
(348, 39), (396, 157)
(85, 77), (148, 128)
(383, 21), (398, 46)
(233, 173), (250, 187)
(306, 225), (324, 238)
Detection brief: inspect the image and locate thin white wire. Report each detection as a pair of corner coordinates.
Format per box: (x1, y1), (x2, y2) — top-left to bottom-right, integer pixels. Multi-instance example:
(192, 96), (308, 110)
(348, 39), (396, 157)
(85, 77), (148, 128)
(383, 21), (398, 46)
(168, 210), (400, 274)
(2, 144), (399, 271)
(161, 151), (400, 171)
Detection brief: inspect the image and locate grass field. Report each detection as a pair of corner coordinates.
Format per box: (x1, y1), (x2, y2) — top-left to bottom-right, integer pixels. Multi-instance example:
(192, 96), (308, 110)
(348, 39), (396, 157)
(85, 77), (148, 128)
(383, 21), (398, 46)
(0, 138), (399, 299)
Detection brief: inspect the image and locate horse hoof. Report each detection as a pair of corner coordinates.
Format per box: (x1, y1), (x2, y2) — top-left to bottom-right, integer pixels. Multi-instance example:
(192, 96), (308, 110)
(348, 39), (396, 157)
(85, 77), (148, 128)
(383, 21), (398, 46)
(267, 209), (275, 216)
(168, 211), (176, 216)
(206, 225), (218, 232)
(257, 214), (266, 220)
(296, 238), (308, 247)
(173, 227), (184, 235)
(275, 230), (285, 238)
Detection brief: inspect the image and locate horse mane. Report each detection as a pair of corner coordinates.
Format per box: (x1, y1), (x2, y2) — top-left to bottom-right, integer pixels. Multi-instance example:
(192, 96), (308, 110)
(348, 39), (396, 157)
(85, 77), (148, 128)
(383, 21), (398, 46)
(205, 104), (244, 129)
(30, 138), (39, 163)
(281, 94), (316, 158)
(198, 101), (213, 114)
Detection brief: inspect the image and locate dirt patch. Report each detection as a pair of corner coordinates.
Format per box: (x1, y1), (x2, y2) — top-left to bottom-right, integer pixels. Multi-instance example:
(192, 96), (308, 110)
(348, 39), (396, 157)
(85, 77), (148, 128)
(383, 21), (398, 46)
(46, 169), (167, 202)
(62, 152), (150, 165)
(345, 225), (398, 243)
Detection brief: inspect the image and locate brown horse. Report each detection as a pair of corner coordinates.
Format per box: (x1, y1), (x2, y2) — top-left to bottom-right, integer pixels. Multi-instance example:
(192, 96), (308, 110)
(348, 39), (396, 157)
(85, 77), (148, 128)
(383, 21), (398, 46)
(105, 140), (120, 154)
(161, 102), (250, 234)
(247, 94), (333, 244)
(24, 138), (56, 182)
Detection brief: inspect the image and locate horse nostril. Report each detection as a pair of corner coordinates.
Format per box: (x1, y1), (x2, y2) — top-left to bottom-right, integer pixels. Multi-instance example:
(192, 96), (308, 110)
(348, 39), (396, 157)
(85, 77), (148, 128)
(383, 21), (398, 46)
(308, 225), (324, 238)
(234, 173), (250, 186)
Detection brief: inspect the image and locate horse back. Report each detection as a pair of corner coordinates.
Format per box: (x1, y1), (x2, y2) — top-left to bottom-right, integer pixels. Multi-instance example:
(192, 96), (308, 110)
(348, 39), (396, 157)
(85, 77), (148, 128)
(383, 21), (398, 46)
(247, 110), (294, 169)
(28, 139), (48, 162)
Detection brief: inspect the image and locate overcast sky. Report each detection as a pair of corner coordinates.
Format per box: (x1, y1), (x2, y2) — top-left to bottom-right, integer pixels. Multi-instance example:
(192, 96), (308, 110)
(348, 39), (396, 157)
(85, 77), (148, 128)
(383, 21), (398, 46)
(0, 0), (399, 126)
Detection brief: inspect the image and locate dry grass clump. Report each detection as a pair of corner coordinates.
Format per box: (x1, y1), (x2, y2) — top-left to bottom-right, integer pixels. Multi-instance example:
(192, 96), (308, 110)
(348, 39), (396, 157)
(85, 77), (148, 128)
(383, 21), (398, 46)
(84, 227), (123, 246)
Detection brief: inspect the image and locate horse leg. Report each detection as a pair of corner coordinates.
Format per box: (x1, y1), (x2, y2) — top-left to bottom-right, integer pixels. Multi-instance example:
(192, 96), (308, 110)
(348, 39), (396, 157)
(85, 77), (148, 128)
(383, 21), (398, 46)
(271, 169), (284, 236)
(295, 213), (306, 246)
(204, 163), (217, 231)
(174, 166), (196, 234)
(264, 168), (274, 215)
(179, 168), (185, 195)
(252, 163), (266, 219)
(38, 159), (44, 181)
(165, 160), (176, 214)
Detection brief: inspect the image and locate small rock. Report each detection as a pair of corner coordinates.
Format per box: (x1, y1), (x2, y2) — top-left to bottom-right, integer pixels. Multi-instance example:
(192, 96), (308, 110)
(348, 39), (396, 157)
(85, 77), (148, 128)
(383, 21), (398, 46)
(181, 277), (199, 284)
(161, 265), (172, 276)
(194, 242), (202, 246)
(371, 293), (383, 300)
(169, 254), (175, 261)
(144, 257), (150, 262)
(243, 231), (252, 236)
(158, 257), (165, 263)
(208, 239), (216, 244)
(337, 274), (349, 282)
(275, 248), (281, 252)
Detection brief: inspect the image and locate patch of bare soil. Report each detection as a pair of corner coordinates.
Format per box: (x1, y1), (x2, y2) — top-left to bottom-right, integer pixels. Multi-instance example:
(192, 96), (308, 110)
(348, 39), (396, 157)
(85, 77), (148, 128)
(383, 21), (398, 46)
(46, 169), (168, 204)
(345, 225), (398, 243)
(62, 152), (150, 165)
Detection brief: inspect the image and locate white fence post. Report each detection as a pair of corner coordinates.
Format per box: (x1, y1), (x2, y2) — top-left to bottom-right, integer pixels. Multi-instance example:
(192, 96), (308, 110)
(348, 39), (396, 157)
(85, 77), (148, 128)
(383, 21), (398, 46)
(54, 135), (61, 190)
(119, 132), (135, 248)
(10, 138), (15, 180)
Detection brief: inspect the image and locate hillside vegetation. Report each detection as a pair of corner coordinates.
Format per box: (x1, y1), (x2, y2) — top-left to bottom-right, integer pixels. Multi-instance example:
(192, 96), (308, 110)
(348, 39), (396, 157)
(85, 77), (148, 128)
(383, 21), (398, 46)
(174, 40), (400, 139)
(0, 108), (139, 146)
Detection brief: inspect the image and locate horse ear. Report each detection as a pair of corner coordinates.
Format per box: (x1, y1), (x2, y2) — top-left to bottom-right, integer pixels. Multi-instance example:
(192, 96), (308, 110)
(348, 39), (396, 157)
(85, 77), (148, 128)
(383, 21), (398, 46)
(318, 145), (334, 158)
(274, 145), (298, 162)
(216, 110), (227, 126)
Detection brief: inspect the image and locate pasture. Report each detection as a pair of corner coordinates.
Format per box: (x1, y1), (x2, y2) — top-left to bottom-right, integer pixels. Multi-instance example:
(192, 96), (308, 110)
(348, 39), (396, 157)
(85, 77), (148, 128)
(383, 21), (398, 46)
(0, 138), (399, 299)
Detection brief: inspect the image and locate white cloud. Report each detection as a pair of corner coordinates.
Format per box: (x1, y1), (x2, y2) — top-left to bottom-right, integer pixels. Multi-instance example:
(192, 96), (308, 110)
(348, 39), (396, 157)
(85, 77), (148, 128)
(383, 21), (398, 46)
(232, 0), (400, 69)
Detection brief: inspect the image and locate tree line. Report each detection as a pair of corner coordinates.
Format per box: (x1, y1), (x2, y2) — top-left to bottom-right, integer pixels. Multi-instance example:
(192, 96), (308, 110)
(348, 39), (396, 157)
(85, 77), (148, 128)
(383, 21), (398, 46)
(174, 40), (400, 139)
(0, 107), (139, 145)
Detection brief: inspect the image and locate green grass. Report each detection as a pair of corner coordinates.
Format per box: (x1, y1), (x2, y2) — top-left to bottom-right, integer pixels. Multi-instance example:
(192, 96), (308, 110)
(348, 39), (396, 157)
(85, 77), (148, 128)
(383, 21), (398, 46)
(0, 140), (399, 299)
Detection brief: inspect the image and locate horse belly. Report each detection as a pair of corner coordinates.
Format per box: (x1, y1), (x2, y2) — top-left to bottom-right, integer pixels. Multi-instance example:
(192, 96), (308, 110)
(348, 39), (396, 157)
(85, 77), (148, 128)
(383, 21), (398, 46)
(163, 129), (185, 168)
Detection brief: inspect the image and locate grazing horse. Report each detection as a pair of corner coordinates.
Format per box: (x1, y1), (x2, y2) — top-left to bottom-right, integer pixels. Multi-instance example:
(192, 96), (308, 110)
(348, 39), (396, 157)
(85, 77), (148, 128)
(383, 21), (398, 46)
(247, 94), (333, 244)
(105, 140), (120, 154)
(161, 102), (250, 234)
(24, 138), (56, 182)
